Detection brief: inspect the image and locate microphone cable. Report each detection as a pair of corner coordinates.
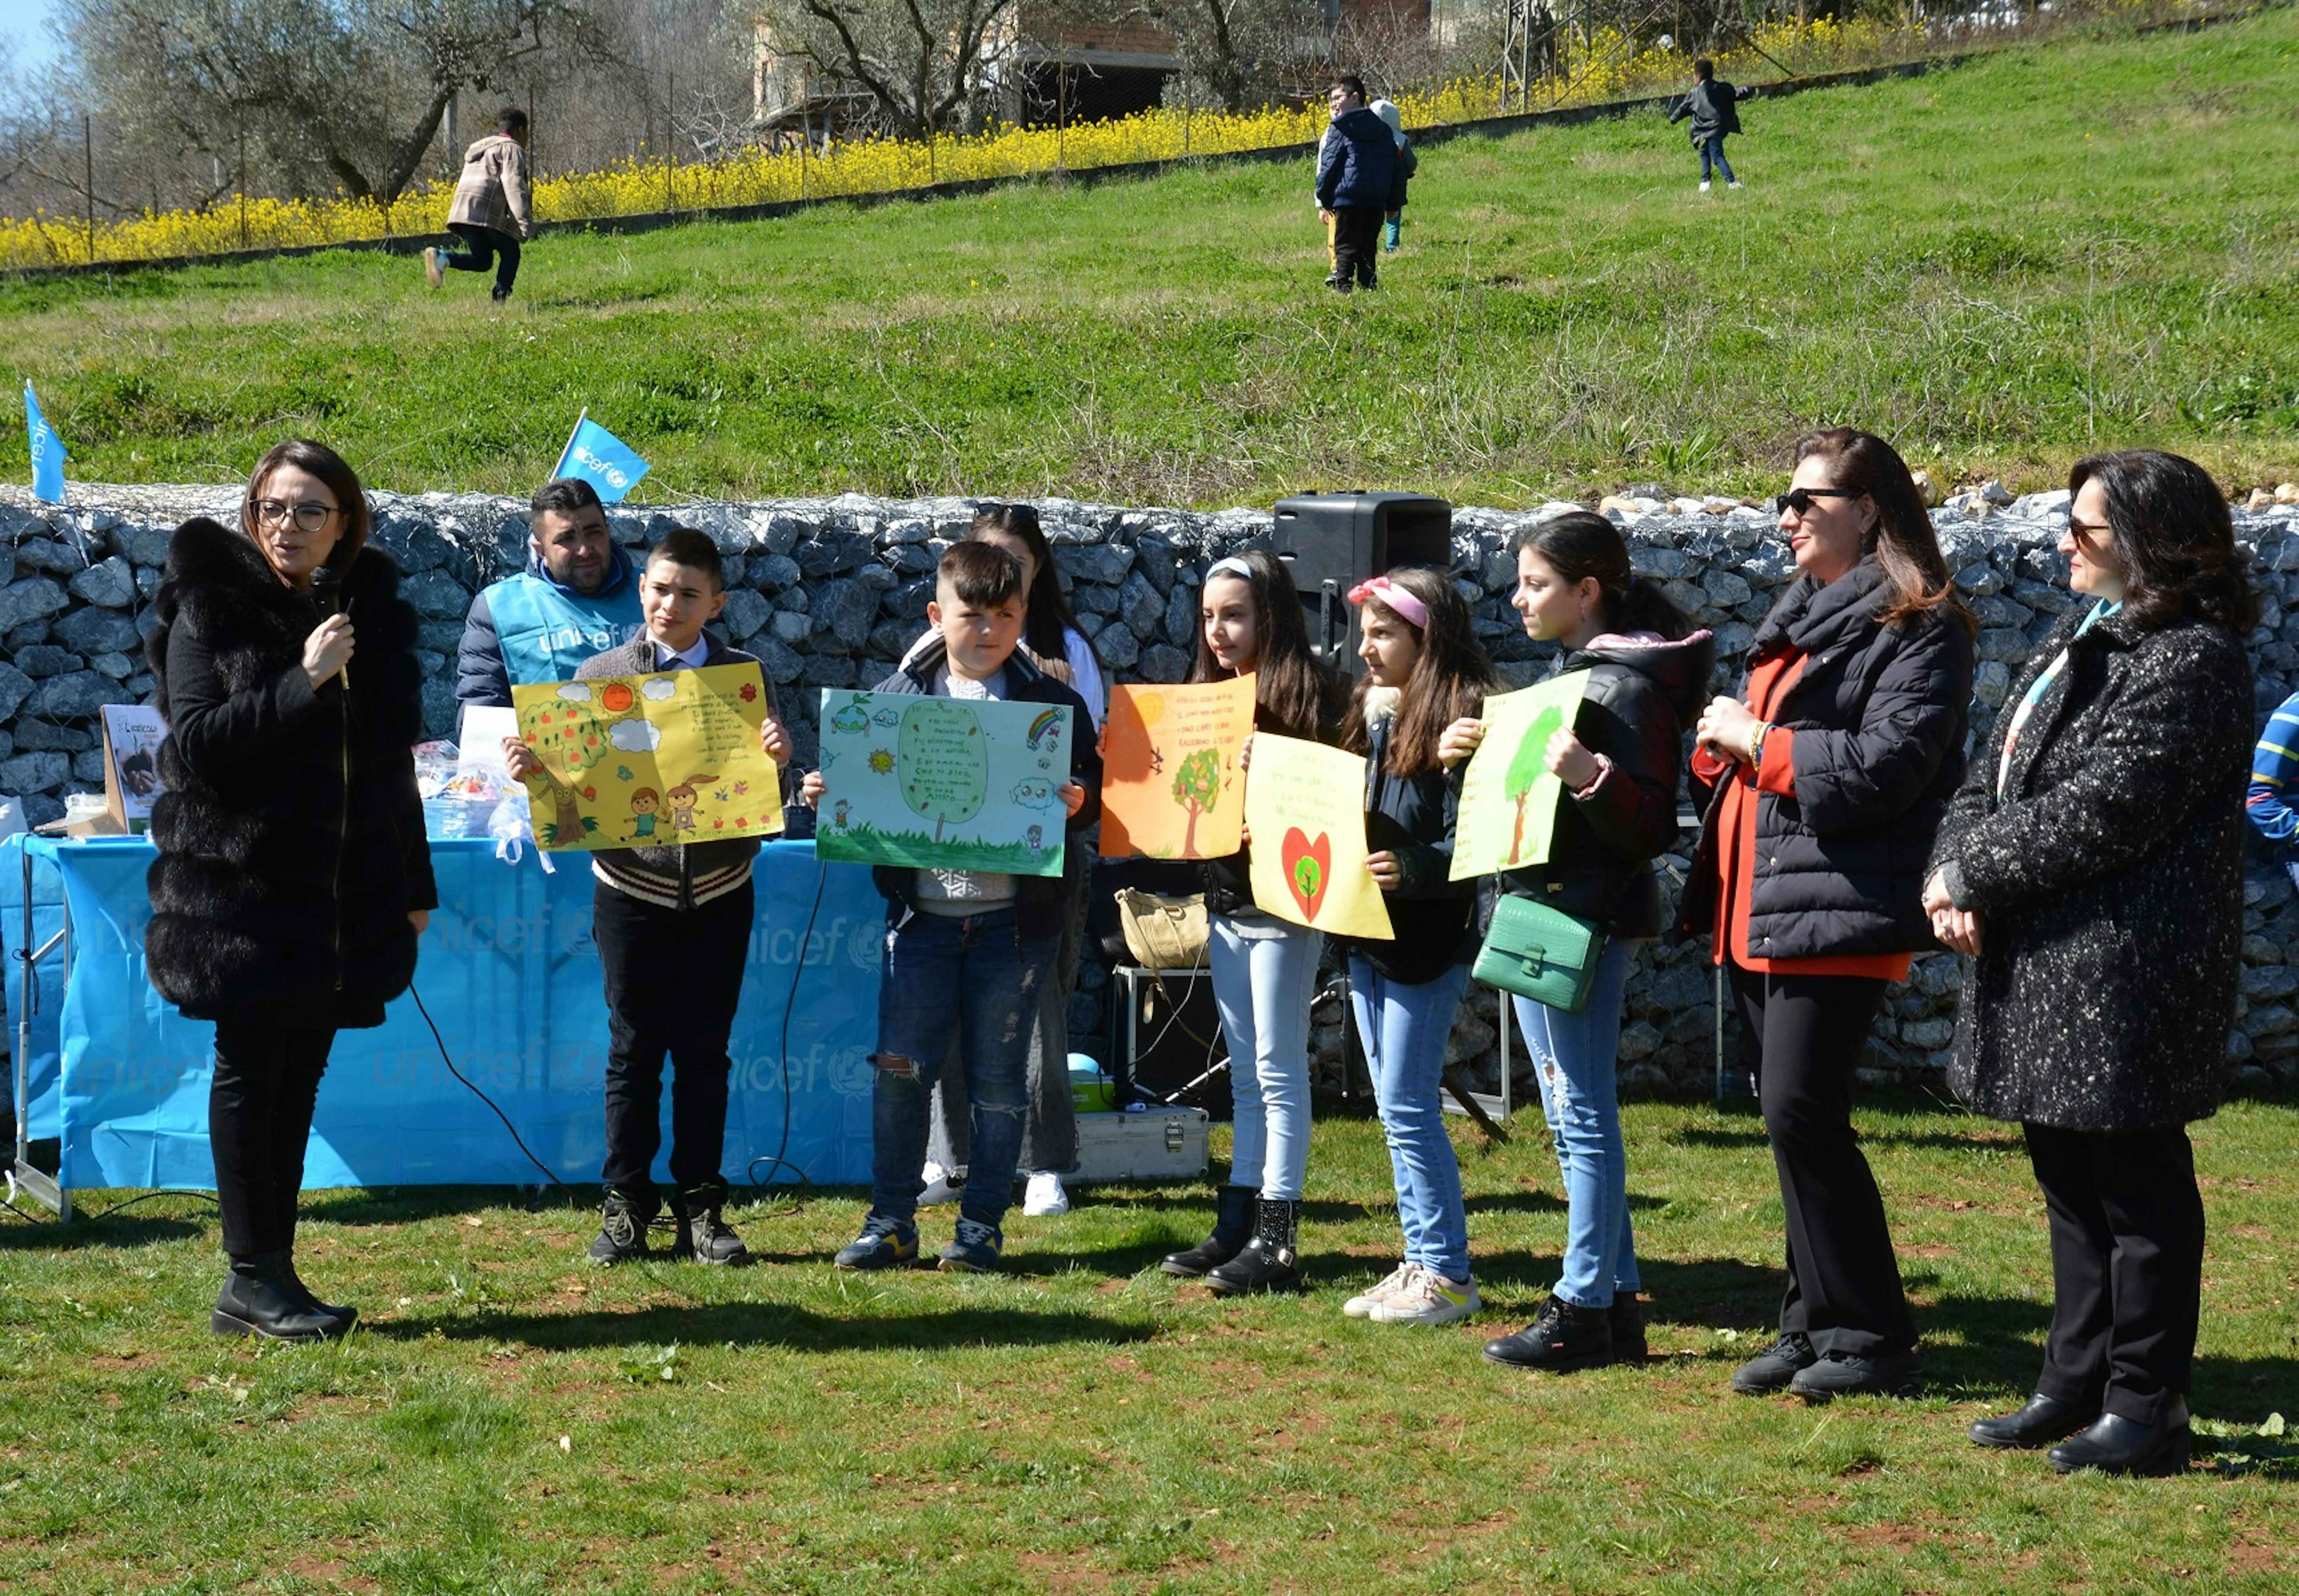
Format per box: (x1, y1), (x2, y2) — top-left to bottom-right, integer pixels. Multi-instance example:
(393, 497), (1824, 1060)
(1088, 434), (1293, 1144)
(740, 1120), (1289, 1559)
(745, 852), (826, 1203)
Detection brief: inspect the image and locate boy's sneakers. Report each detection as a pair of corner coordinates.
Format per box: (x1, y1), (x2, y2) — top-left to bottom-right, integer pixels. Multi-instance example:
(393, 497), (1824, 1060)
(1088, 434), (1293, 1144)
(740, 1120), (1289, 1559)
(833, 1219), (919, 1271)
(1373, 1269), (1480, 1326)
(421, 246), (443, 287)
(1730, 1330), (1817, 1393)
(1343, 1261), (1419, 1319)
(1022, 1171), (1070, 1217)
(1699, 180), (1712, 192)
(938, 1224), (1003, 1274)
(1728, 180), (1744, 189)
(585, 1191), (651, 1267)
(919, 1161), (964, 1206)
(671, 1187), (752, 1267)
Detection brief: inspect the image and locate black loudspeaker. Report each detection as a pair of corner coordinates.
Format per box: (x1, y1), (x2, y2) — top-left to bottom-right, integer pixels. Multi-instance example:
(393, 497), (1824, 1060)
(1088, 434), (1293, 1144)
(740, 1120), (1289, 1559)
(1269, 491), (1454, 672)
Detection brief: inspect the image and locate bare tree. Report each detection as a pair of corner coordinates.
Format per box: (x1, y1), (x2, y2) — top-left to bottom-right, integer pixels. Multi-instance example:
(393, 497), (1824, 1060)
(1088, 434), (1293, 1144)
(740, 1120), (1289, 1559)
(741, 0), (1023, 137)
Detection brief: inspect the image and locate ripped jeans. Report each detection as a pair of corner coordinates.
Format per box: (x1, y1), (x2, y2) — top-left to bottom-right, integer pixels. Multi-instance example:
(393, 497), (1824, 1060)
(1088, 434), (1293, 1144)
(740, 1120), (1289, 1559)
(1513, 938), (1641, 1310)
(866, 907), (1057, 1247)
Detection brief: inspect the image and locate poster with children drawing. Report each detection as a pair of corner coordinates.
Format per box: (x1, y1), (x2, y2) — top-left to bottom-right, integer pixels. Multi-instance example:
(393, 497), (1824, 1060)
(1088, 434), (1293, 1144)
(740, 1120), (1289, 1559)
(1449, 671), (1593, 880)
(510, 663), (783, 850)
(1099, 675), (1256, 860)
(1242, 732), (1393, 940)
(813, 689), (1071, 878)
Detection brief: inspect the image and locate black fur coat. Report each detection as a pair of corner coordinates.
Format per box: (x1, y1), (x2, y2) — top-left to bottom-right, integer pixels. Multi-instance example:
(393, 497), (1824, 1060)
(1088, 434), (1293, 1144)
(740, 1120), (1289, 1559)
(144, 517), (438, 1030)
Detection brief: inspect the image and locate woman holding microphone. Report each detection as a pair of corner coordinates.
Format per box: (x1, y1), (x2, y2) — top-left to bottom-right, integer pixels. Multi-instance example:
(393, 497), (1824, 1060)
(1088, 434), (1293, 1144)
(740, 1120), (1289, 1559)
(1679, 427), (1975, 1401)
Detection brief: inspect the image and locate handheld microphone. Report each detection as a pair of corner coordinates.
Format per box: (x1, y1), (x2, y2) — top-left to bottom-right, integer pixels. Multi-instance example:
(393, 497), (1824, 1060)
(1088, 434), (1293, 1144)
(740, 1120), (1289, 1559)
(311, 565), (350, 691)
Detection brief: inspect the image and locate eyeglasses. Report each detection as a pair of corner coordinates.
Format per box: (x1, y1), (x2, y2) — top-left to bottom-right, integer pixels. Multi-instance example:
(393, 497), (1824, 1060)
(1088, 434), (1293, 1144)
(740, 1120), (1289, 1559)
(1772, 487), (1862, 518)
(250, 498), (339, 534)
(2066, 516), (2114, 544)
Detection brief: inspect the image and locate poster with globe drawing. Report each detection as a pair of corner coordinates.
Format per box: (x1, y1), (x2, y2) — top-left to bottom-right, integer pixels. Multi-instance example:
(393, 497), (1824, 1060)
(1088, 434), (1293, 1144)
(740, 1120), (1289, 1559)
(1449, 671), (1593, 879)
(812, 689), (1071, 877)
(510, 663), (782, 850)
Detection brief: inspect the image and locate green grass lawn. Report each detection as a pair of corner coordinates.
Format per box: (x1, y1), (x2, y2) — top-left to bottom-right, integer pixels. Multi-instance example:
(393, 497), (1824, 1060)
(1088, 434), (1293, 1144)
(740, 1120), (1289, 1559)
(3, 1096), (2294, 1593)
(3, 14), (2296, 510)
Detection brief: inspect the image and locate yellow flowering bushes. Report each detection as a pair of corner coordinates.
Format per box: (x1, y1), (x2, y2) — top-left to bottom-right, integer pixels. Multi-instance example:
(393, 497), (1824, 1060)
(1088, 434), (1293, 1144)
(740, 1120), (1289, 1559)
(0, 18), (1949, 273)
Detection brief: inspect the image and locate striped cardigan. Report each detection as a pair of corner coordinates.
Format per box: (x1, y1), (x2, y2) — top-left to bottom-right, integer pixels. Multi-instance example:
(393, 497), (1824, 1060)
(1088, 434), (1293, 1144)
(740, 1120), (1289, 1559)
(2246, 689), (2299, 848)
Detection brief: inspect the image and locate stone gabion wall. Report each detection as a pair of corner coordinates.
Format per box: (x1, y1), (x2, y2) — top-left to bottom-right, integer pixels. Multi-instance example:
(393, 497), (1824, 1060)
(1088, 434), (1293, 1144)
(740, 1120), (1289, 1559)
(5, 480), (2297, 1099)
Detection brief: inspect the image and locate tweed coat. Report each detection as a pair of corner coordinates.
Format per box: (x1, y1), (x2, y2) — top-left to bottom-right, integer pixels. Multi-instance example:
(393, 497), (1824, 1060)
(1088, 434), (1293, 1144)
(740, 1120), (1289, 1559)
(1929, 602), (2254, 1131)
(145, 518), (437, 1030)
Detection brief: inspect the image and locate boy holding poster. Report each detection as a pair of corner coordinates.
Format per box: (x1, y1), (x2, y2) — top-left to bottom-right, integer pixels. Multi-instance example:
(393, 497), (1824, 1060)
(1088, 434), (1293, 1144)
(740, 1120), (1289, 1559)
(504, 528), (793, 1269)
(805, 541), (1101, 1274)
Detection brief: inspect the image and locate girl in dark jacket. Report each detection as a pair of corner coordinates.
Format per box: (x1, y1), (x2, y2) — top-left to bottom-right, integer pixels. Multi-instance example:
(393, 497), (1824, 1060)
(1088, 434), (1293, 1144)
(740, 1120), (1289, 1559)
(1925, 451), (2255, 1475)
(1444, 513), (1715, 1369)
(1329, 567), (1505, 1326)
(1679, 427), (1976, 1400)
(145, 440), (437, 1342)
(1160, 549), (1349, 1294)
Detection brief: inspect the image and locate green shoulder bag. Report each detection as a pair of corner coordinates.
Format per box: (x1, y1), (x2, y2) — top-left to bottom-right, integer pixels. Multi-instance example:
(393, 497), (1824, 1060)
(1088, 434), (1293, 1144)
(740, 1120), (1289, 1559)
(1473, 895), (1607, 1015)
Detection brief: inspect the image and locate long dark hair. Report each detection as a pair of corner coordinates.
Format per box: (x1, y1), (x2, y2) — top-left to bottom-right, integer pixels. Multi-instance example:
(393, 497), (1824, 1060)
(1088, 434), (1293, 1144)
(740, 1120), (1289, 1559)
(1188, 548), (1346, 741)
(241, 439), (370, 572)
(1340, 565), (1505, 777)
(968, 503), (1099, 676)
(1514, 512), (1696, 641)
(1792, 428), (1975, 637)
(2071, 451), (2258, 634)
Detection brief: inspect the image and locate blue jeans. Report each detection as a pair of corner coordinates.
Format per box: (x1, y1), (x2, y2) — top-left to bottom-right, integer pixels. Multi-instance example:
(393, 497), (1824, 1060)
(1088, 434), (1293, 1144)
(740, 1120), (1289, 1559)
(1699, 135), (1736, 184)
(867, 909), (1056, 1248)
(1514, 939), (1640, 1309)
(1349, 956), (1475, 1281)
(1208, 914), (1320, 1201)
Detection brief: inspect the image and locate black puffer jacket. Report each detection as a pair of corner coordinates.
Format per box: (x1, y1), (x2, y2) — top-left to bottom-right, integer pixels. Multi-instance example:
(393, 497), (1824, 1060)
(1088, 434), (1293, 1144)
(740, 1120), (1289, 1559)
(1676, 558), (1974, 959)
(145, 517), (437, 1030)
(1338, 708), (1474, 984)
(1930, 606), (2252, 1131)
(1491, 630), (1715, 939)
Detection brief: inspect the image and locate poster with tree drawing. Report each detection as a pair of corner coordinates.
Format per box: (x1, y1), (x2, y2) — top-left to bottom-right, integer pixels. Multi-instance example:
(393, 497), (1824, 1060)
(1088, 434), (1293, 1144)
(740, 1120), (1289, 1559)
(509, 663), (782, 851)
(1449, 671), (1594, 880)
(1099, 675), (1256, 859)
(1241, 732), (1392, 939)
(813, 689), (1071, 876)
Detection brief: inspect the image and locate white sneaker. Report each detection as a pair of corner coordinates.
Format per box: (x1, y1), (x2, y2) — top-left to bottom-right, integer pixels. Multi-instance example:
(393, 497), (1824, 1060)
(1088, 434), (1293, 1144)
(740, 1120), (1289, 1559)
(1372, 1270), (1480, 1326)
(1022, 1171), (1070, 1217)
(1343, 1261), (1419, 1319)
(1698, 181), (1711, 193)
(422, 246), (444, 287)
(1727, 180), (1743, 190)
(918, 1161), (964, 1206)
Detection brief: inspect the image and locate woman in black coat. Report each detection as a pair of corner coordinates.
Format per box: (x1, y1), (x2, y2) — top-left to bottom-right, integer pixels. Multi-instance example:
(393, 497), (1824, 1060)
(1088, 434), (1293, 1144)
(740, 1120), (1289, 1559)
(146, 439), (436, 1342)
(1924, 451), (2256, 1475)
(1678, 427), (1976, 1401)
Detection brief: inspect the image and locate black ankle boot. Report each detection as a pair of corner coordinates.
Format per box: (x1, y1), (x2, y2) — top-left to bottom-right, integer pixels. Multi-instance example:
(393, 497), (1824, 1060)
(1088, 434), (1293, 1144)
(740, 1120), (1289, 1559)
(1970, 1392), (2099, 1450)
(2048, 1400), (2191, 1476)
(1161, 1185), (1257, 1278)
(1205, 1197), (1302, 1295)
(1482, 1293), (1613, 1371)
(213, 1253), (347, 1342)
(277, 1256), (358, 1337)
(1609, 1294), (1648, 1362)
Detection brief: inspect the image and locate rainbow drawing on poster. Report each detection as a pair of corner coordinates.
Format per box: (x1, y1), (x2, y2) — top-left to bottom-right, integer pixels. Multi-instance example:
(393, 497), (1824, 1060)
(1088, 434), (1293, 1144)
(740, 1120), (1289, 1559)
(813, 689), (1070, 877)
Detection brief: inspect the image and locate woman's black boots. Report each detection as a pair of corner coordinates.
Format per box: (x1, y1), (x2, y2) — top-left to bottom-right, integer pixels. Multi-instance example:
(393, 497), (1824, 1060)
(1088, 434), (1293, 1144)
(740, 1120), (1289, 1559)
(1206, 1197), (1303, 1295)
(1161, 1185), (1257, 1278)
(213, 1253), (352, 1342)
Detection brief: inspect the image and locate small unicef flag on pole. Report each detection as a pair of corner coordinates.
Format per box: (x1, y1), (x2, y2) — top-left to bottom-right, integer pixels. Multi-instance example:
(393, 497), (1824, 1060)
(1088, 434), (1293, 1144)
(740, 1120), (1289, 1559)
(25, 381), (68, 504)
(550, 409), (649, 504)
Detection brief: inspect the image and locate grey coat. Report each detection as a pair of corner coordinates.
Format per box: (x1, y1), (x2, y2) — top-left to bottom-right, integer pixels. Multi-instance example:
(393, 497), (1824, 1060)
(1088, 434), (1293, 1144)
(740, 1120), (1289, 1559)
(1929, 603), (2254, 1132)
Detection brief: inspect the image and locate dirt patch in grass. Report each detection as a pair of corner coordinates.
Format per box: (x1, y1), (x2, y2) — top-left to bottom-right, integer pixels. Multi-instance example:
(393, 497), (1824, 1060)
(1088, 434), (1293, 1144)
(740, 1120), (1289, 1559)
(285, 1554), (377, 1593)
(1019, 1549), (1118, 1593)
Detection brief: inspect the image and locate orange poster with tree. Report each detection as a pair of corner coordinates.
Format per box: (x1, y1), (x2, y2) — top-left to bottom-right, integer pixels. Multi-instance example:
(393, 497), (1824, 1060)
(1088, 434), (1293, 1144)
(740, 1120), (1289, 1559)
(1099, 675), (1257, 859)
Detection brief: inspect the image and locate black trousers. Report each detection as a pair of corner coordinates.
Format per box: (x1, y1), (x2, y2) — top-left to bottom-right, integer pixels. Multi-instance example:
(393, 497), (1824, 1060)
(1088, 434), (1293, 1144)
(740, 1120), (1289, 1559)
(1730, 966), (1916, 1358)
(592, 878), (752, 1207)
(1329, 206), (1382, 290)
(210, 1020), (337, 1259)
(445, 222), (520, 297)
(2025, 1121), (2203, 1426)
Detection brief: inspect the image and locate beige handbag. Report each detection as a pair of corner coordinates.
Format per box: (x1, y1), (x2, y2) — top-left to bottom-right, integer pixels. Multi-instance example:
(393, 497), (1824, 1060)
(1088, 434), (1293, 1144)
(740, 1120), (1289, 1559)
(1113, 888), (1210, 971)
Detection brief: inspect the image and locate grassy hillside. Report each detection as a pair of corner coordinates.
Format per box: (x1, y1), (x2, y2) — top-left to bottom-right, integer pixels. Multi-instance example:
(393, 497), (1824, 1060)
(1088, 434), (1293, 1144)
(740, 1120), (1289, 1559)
(2, 11), (2295, 508)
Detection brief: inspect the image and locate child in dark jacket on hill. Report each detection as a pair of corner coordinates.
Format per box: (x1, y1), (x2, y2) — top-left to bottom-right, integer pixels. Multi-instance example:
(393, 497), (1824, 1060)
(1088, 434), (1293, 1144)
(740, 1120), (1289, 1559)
(1315, 74), (1396, 292)
(1667, 58), (1756, 192)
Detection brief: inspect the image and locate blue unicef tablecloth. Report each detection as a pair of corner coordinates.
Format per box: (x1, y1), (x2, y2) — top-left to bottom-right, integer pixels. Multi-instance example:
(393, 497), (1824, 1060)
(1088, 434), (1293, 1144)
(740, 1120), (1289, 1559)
(24, 835), (882, 1193)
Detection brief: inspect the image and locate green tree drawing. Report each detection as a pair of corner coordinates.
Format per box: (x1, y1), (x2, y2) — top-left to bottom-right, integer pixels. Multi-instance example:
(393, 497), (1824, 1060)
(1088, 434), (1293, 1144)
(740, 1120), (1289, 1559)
(1170, 746), (1222, 855)
(1506, 706), (1566, 864)
(899, 699), (988, 843)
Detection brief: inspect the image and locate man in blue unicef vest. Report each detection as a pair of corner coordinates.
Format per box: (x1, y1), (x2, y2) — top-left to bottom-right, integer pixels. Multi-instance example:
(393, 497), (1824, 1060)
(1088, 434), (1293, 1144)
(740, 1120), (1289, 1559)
(457, 478), (645, 707)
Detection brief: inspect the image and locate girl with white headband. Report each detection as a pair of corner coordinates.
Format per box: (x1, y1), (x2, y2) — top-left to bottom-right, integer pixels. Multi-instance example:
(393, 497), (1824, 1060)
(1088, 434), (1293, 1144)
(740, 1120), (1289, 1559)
(1332, 567), (1506, 1325)
(1160, 549), (1348, 1294)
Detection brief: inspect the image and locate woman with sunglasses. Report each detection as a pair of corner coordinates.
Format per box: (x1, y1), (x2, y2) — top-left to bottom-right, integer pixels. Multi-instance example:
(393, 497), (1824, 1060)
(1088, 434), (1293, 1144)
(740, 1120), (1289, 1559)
(1925, 452), (2254, 1475)
(1679, 427), (1976, 1400)
(145, 440), (435, 1341)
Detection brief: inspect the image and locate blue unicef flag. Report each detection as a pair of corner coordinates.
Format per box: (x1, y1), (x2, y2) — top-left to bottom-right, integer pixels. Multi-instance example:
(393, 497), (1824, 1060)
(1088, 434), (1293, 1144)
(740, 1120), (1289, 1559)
(550, 411), (648, 504)
(25, 381), (67, 504)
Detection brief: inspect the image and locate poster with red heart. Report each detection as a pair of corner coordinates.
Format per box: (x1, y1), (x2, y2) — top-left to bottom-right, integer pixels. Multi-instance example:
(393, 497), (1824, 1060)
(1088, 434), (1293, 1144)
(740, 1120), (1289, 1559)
(1241, 733), (1393, 939)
